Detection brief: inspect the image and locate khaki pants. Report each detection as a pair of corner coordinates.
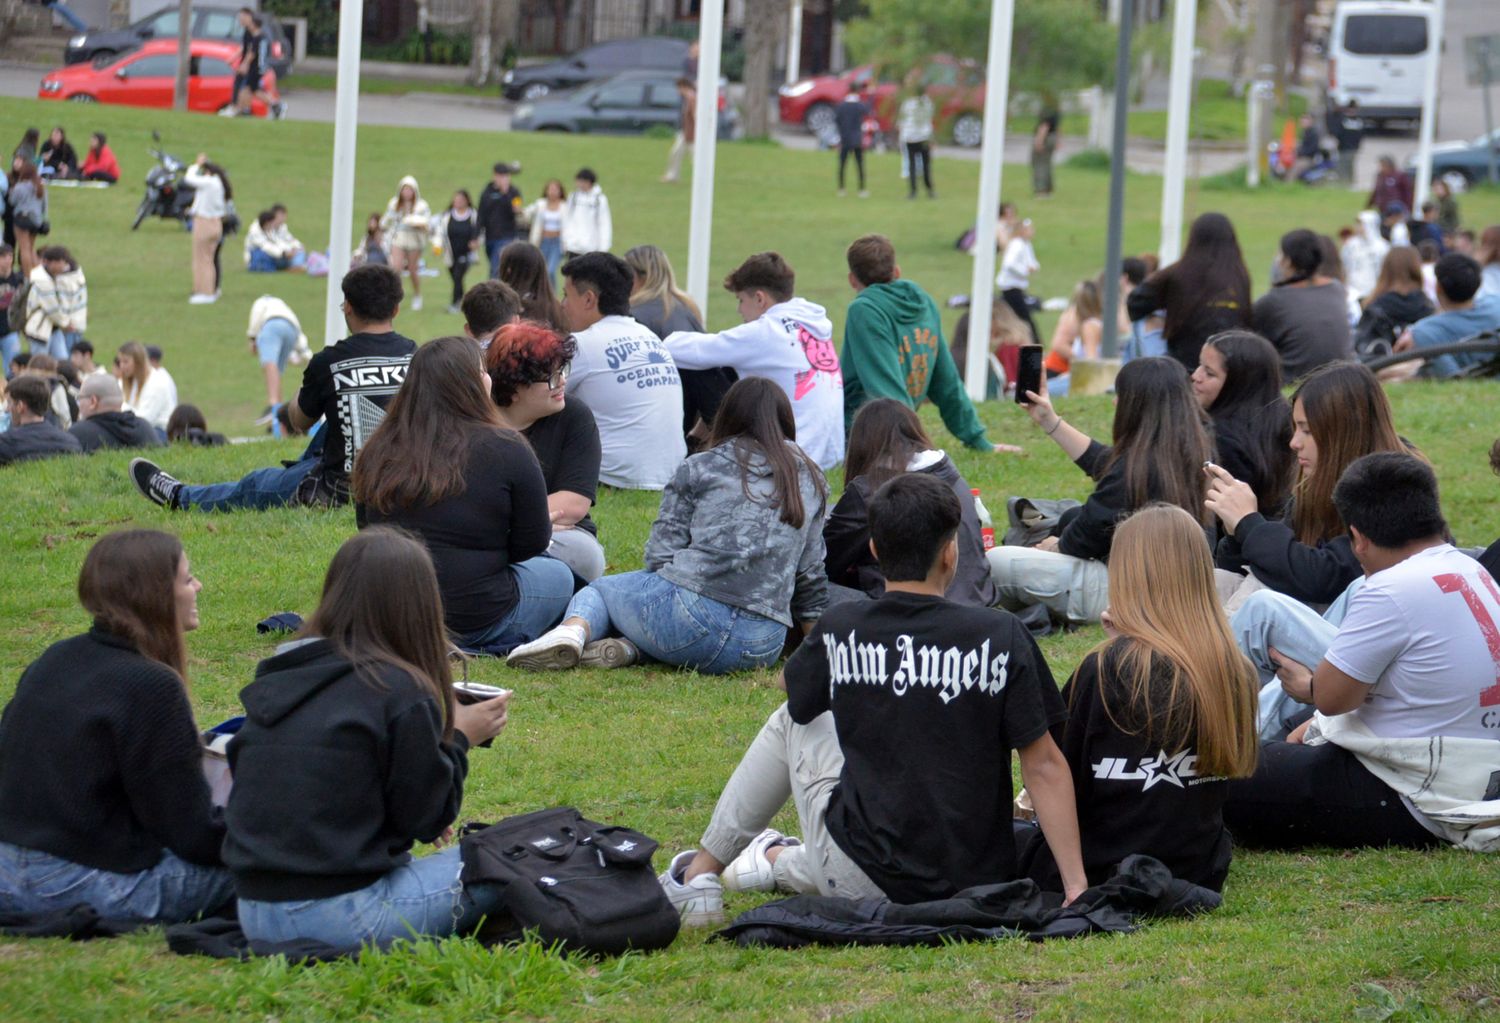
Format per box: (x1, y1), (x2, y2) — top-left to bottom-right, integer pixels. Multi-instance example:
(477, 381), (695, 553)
(192, 215), (223, 296)
(986, 544), (1110, 624)
(663, 132), (688, 181)
(700, 705), (885, 899)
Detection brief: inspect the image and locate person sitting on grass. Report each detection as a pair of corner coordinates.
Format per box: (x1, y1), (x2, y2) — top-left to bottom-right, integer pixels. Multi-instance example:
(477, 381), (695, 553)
(823, 398), (996, 608)
(68, 338), (108, 379)
(165, 405), (226, 447)
(69, 373), (161, 453)
(486, 321), (607, 583)
(664, 251), (845, 470)
(1019, 505), (1260, 894)
(354, 337), (572, 654)
(506, 376), (828, 675)
(1190, 330), (1295, 518)
(840, 234), (1016, 454)
(1224, 453), (1500, 851)
(657, 473), (1087, 926)
(113, 341), (175, 434)
(0, 374), (80, 465)
(223, 529), (512, 948)
(988, 357), (1214, 626)
(0, 530), (233, 922)
(129, 265), (416, 512)
(243, 205), (306, 273)
(1392, 253), (1500, 380)
(80, 132), (120, 184)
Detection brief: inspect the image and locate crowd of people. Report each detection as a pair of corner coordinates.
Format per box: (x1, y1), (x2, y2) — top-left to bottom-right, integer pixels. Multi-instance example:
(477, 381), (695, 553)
(0, 148), (1497, 958)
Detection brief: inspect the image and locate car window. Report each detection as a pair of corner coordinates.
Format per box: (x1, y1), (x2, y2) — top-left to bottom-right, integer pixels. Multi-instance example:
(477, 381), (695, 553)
(193, 55), (235, 77)
(647, 84), (681, 109)
(200, 11), (241, 39)
(593, 82), (646, 108)
(920, 62), (958, 88)
(141, 10), (178, 36)
(589, 41), (635, 68)
(1342, 15), (1427, 56)
(123, 53), (179, 76)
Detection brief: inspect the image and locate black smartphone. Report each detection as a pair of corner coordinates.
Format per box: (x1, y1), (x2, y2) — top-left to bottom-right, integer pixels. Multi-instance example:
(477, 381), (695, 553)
(1015, 345), (1044, 404)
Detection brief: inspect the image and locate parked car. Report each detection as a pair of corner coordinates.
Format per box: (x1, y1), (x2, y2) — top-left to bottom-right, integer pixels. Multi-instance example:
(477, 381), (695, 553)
(63, 4), (292, 79)
(1406, 129), (1500, 187)
(502, 36), (689, 102)
(511, 69), (739, 139)
(778, 55), (988, 147)
(39, 40), (276, 115)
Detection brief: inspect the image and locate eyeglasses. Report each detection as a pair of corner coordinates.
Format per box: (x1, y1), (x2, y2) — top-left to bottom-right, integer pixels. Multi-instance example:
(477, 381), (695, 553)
(540, 363), (570, 390)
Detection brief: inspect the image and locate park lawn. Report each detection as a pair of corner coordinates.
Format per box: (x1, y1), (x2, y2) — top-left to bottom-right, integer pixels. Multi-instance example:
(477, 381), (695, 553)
(1, 99), (1499, 1020)
(1060, 78), (1310, 144)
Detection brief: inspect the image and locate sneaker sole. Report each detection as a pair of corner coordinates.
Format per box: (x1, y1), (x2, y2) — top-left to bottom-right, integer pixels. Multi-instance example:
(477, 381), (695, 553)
(679, 907), (726, 927)
(506, 645), (581, 671)
(580, 639), (638, 669)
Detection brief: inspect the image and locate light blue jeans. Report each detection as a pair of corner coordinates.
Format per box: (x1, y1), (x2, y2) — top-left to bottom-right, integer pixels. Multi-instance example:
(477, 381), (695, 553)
(539, 236), (563, 284)
(237, 846), (505, 947)
(30, 328), (74, 360)
(566, 570), (786, 675)
(255, 316), (299, 370)
(0, 841), (234, 922)
(0, 332), (18, 375)
(1122, 322), (1167, 363)
(454, 556), (575, 654)
(1232, 579), (1363, 740)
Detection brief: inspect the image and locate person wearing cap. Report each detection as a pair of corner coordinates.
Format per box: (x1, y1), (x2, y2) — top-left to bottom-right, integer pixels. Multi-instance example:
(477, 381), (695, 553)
(1382, 202), (1411, 248)
(478, 162), (523, 280)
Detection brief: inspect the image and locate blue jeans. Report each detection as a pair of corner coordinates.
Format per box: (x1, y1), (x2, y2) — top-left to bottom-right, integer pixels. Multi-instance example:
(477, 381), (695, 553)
(1122, 322), (1167, 363)
(0, 332), (18, 375)
(486, 235), (519, 280)
(539, 236), (563, 284)
(31, 329), (74, 360)
(455, 556), (575, 654)
(0, 841), (233, 923)
(178, 457), (315, 512)
(237, 847), (505, 947)
(1232, 579), (1362, 739)
(255, 316), (299, 371)
(567, 570), (786, 675)
(249, 249), (308, 272)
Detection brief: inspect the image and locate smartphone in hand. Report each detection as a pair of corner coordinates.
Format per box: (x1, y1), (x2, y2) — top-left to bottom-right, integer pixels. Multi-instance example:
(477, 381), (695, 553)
(1015, 345), (1044, 405)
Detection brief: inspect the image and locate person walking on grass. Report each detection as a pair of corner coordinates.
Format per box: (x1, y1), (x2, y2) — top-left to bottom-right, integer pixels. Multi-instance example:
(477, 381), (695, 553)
(1031, 108), (1059, 198)
(834, 81), (870, 198)
(477, 162), (523, 279)
(381, 176), (431, 311)
(435, 189), (480, 315)
(525, 178), (569, 284)
(662, 41), (700, 184)
(657, 473), (1087, 926)
(897, 82), (935, 200)
(562, 169), (612, 258)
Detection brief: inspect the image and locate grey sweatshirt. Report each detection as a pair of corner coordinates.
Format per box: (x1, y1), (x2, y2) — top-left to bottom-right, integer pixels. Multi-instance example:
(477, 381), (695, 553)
(645, 439), (829, 626)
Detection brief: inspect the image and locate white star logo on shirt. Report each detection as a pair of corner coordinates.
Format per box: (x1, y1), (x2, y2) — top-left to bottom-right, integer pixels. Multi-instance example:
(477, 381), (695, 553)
(1137, 749), (1191, 791)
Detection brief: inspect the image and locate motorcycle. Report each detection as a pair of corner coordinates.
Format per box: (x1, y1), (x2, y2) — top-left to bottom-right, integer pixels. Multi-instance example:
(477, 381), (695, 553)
(1267, 139), (1340, 185)
(131, 132), (196, 231)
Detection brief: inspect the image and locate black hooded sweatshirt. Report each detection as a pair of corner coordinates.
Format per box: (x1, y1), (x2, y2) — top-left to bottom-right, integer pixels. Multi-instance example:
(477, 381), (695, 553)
(69, 410), (163, 453)
(223, 639), (469, 901)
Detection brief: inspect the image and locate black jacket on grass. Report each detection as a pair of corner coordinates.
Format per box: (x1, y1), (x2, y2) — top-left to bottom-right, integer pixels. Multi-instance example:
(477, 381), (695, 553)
(223, 639), (469, 901)
(0, 627), (224, 872)
(1214, 511), (1361, 607)
(0, 420), (82, 465)
(69, 410), (163, 453)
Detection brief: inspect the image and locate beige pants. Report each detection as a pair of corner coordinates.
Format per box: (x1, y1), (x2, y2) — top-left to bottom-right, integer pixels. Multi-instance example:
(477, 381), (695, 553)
(987, 544), (1111, 624)
(191, 215), (223, 296)
(700, 705), (885, 899)
(663, 132), (688, 181)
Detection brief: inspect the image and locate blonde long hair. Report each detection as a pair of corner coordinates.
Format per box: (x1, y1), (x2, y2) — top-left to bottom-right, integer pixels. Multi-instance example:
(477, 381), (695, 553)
(114, 341), (152, 404)
(624, 244), (701, 323)
(1090, 505), (1259, 778)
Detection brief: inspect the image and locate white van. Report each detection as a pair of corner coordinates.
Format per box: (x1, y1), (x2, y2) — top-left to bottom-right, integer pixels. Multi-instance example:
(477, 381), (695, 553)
(1327, 0), (1436, 129)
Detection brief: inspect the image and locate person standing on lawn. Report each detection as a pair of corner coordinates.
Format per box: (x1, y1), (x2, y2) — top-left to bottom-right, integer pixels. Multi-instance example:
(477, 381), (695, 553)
(381, 176), (432, 311)
(834, 81), (870, 198)
(662, 40), (699, 184)
(562, 168), (612, 258)
(435, 189), (480, 315)
(897, 82), (936, 200)
(1031, 109), (1059, 198)
(477, 162), (523, 279)
(184, 156), (230, 305)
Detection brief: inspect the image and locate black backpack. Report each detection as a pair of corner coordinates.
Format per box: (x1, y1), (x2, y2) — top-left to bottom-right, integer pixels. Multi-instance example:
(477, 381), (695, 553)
(458, 807), (680, 957)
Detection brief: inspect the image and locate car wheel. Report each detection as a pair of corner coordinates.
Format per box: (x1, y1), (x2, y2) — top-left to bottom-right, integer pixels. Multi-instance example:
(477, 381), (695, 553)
(805, 101), (837, 140)
(521, 82), (550, 101)
(68, 93), (97, 103)
(952, 112), (983, 148)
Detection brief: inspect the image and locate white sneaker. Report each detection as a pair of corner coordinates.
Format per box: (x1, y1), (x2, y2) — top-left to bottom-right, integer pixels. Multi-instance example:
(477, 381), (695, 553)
(188, 293), (216, 305)
(721, 829), (802, 893)
(658, 850), (724, 926)
(505, 623), (585, 671)
(411, 295), (424, 311)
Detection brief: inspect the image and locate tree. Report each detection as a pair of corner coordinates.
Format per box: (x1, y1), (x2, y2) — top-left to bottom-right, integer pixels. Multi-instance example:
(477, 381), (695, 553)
(742, 0), (791, 137)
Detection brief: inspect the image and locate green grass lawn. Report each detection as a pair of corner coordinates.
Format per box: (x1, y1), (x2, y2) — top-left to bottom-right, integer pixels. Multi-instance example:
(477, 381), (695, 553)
(1060, 78), (1310, 144)
(2, 98), (1499, 1021)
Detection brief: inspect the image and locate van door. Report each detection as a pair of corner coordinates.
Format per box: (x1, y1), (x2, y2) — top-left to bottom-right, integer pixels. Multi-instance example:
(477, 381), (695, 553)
(1333, 8), (1430, 117)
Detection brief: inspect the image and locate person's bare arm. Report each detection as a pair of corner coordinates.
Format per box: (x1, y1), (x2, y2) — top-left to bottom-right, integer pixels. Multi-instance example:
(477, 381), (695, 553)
(1269, 647), (1369, 716)
(1017, 734), (1088, 904)
(548, 490), (591, 529)
(287, 399), (317, 432)
(1019, 375), (1092, 461)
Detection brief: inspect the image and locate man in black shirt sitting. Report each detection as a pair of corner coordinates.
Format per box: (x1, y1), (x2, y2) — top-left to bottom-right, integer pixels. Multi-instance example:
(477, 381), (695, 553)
(0, 375), (81, 465)
(129, 265), (416, 512)
(658, 473), (1087, 925)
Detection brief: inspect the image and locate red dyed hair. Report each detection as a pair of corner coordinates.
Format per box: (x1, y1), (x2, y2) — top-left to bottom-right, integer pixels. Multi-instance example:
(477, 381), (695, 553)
(484, 321), (577, 407)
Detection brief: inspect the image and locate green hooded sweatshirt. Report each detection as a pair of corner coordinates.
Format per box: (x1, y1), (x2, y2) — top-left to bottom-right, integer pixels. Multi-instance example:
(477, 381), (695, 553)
(841, 278), (991, 450)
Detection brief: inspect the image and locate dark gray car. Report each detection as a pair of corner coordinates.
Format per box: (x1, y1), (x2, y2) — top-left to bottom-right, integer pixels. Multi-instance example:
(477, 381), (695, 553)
(64, 5), (292, 79)
(501, 36), (688, 101)
(511, 70), (740, 139)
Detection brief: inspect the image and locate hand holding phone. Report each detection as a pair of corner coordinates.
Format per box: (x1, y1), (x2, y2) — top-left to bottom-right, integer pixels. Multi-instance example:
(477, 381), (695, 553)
(1014, 344), (1044, 406)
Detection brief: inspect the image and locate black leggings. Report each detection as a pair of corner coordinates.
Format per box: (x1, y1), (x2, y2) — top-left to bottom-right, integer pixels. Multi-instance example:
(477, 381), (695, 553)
(1223, 740), (1441, 851)
(905, 141), (933, 196)
(213, 239), (223, 291)
(450, 257), (471, 305)
(1001, 287), (1040, 344)
(838, 145), (865, 190)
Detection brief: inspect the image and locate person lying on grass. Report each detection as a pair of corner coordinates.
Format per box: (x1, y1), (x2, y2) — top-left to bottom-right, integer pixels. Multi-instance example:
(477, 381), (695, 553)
(657, 472), (1087, 926)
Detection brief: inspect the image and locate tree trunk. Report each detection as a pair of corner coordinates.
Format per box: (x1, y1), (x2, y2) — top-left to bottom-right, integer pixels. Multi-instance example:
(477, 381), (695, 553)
(742, 0), (789, 138)
(172, 0), (191, 111)
(1287, 0), (1313, 87)
(470, 0), (495, 84)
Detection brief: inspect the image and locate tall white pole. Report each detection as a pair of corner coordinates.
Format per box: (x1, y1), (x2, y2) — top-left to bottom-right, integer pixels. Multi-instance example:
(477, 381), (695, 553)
(1158, 0), (1197, 265)
(964, 0), (1016, 403)
(323, 0), (364, 346)
(686, 1), (725, 316)
(785, 0), (804, 85)
(1412, 0), (1446, 208)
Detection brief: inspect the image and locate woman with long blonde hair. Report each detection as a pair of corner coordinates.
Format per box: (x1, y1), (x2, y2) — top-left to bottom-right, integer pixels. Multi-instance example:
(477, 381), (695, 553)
(1022, 505), (1259, 892)
(625, 244), (703, 339)
(114, 340), (176, 432)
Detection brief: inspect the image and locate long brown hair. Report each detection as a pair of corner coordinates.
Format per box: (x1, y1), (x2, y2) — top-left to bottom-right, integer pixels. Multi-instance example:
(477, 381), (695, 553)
(1477, 225), (1500, 268)
(1155, 212), (1251, 340)
(114, 341), (151, 401)
(1289, 363), (1408, 545)
(844, 398), (934, 491)
(353, 336), (509, 514)
(497, 241), (568, 333)
(1369, 246), (1424, 301)
(78, 530), (189, 682)
(706, 376), (826, 529)
(1092, 505), (1258, 777)
(302, 528), (455, 737)
(1107, 357), (1214, 524)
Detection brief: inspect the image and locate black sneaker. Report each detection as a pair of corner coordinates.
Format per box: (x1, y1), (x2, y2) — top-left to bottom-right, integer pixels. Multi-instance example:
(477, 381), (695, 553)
(130, 459), (184, 510)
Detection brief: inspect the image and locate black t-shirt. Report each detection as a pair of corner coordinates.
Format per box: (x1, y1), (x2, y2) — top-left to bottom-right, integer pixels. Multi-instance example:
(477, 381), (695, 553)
(522, 397), (601, 536)
(1027, 644), (1233, 892)
(784, 591), (1064, 904)
(296, 331), (417, 484)
(478, 184), (522, 240)
(358, 429), (552, 637)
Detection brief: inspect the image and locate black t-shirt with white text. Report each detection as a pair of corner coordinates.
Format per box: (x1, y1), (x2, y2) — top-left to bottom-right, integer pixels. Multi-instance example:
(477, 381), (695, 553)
(522, 397), (601, 536)
(784, 591), (1064, 904)
(296, 331), (417, 485)
(1026, 644), (1234, 892)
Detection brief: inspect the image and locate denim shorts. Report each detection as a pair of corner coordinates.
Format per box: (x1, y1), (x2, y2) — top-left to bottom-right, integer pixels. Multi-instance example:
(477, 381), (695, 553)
(255, 316), (299, 370)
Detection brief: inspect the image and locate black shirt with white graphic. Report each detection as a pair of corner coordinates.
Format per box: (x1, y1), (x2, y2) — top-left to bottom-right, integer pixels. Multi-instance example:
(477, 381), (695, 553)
(296, 331), (417, 488)
(1026, 644), (1233, 892)
(785, 590), (1064, 904)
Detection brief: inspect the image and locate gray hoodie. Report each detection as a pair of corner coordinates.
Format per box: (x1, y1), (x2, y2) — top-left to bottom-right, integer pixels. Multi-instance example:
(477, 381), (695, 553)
(645, 439), (828, 626)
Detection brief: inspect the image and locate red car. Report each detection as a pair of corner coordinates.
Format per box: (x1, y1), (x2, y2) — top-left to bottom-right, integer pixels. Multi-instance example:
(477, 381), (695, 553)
(778, 55), (988, 147)
(38, 39), (276, 116)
